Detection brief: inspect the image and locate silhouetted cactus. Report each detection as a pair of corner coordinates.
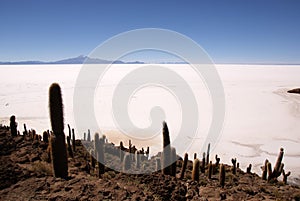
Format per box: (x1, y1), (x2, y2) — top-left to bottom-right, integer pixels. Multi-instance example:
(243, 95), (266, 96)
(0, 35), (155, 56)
(10, 115), (17, 137)
(23, 123), (28, 136)
(282, 169), (291, 184)
(67, 124), (71, 139)
(208, 161), (212, 179)
(135, 151), (141, 169)
(262, 159), (268, 180)
(219, 164), (225, 188)
(72, 128), (76, 152)
(90, 150), (95, 168)
(194, 153), (197, 160)
(84, 132), (86, 141)
(231, 158), (237, 174)
(171, 147), (177, 176)
(120, 141), (124, 162)
(215, 155), (220, 169)
(94, 133), (105, 176)
(49, 83), (68, 179)
(246, 164), (252, 173)
(146, 146), (150, 159)
(237, 162), (239, 169)
(273, 148), (284, 178)
(201, 152), (206, 173)
(192, 159), (200, 182)
(267, 162), (273, 182)
(206, 143), (210, 165)
(87, 129), (91, 141)
(43, 131), (49, 143)
(155, 157), (161, 171)
(66, 136), (73, 158)
(161, 121), (171, 175)
(123, 153), (131, 171)
(180, 153), (188, 179)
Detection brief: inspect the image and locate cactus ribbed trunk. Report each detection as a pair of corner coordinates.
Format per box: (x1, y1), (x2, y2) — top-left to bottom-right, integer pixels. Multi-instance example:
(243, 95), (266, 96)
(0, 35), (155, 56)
(49, 83), (68, 179)
(180, 153), (188, 179)
(171, 147), (177, 176)
(72, 128), (76, 152)
(262, 159), (268, 180)
(162, 121), (171, 175)
(192, 159), (200, 181)
(219, 164), (225, 188)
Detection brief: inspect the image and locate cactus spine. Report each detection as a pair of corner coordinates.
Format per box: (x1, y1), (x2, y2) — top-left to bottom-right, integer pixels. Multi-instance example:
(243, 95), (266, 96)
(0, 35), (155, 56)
(180, 153), (188, 179)
(161, 121), (171, 175)
(192, 159), (200, 182)
(219, 164), (225, 188)
(49, 83), (68, 179)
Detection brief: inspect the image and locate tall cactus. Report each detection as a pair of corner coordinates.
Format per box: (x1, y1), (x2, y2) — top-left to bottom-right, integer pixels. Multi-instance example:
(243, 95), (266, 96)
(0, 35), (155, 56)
(155, 157), (161, 172)
(135, 151), (141, 169)
(262, 159), (268, 180)
(72, 128), (76, 152)
(282, 170), (291, 184)
(219, 164), (225, 188)
(49, 83), (68, 179)
(208, 161), (212, 179)
(231, 158), (237, 175)
(201, 152), (206, 173)
(273, 148), (284, 178)
(161, 121), (171, 175)
(206, 143), (210, 165)
(87, 129), (91, 142)
(94, 133), (105, 176)
(10, 115), (17, 137)
(67, 124), (71, 139)
(192, 159), (200, 182)
(66, 136), (73, 158)
(123, 153), (131, 172)
(171, 147), (177, 176)
(180, 153), (188, 179)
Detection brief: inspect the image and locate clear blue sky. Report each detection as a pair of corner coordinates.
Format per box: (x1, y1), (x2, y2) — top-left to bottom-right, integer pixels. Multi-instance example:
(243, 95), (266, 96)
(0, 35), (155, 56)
(0, 0), (300, 63)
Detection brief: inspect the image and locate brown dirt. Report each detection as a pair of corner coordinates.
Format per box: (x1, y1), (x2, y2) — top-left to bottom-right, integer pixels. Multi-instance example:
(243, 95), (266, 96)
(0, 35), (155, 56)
(0, 126), (300, 201)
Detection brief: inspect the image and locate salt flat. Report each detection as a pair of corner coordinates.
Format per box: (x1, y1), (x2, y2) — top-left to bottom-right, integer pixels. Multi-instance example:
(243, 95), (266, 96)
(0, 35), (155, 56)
(0, 64), (299, 184)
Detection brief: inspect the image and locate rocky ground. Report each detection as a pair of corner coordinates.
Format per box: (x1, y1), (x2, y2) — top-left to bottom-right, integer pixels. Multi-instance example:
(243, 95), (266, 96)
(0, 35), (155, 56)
(1, 126), (300, 201)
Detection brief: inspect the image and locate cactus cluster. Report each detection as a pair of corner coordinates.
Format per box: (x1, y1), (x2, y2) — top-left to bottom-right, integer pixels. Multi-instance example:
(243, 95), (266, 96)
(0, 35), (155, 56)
(263, 148), (291, 184)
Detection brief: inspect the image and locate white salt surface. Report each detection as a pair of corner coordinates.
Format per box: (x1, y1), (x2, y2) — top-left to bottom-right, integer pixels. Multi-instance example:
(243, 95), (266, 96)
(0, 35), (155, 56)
(0, 64), (299, 184)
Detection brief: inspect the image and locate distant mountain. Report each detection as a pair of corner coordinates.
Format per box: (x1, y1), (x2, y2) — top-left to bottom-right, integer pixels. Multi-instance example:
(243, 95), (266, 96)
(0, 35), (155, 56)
(0, 55), (145, 65)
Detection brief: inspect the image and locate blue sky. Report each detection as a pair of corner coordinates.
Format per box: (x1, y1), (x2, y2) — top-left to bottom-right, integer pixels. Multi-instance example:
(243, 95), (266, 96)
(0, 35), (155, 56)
(0, 0), (300, 63)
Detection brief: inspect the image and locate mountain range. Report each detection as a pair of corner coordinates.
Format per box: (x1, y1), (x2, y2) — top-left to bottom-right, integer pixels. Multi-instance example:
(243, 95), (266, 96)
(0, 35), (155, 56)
(0, 55), (145, 65)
